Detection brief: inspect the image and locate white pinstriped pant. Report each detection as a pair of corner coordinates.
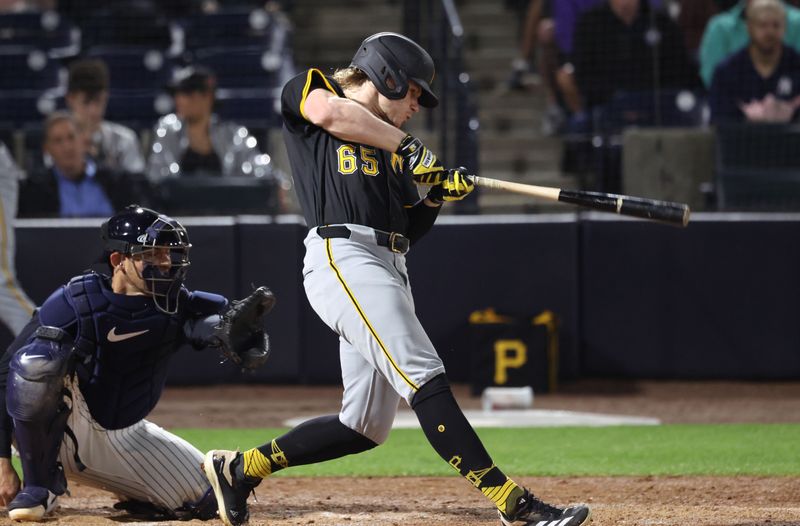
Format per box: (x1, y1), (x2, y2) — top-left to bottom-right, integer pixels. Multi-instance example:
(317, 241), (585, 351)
(0, 149), (35, 335)
(57, 378), (208, 510)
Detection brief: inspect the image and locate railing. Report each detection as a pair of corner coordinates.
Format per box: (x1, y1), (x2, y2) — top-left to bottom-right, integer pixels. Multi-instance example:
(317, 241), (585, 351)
(403, 0), (480, 211)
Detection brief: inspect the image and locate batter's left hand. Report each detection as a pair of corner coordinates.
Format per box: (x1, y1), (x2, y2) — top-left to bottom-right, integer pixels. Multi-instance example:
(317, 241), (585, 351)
(427, 167), (475, 203)
(0, 457), (20, 507)
(396, 134), (446, 185)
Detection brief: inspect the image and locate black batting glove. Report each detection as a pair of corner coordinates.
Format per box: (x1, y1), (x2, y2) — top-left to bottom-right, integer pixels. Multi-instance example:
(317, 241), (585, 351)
(427, 167), (476, 203)
(396, 134), (446, 185)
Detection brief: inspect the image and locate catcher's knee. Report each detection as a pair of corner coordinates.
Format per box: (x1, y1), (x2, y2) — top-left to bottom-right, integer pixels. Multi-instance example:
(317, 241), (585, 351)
(7, 326), (74, 421)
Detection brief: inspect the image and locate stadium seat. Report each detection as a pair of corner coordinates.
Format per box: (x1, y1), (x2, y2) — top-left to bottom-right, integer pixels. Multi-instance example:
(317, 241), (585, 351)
(85, 47), (176, 90)
(180, 7), (277, 49)
(0, 47), (61, 91)
(103, 90), (173, 132)
(158, 176), (281, 216)
(215, 88), (281, 128)
(0, 11), (80, 58)
(714, 123), (800, 211)
(193, 46), (283, 89)
(79, 8), (171, 50)
(593, 89), (707, 133)
(0, 89), (60, 127)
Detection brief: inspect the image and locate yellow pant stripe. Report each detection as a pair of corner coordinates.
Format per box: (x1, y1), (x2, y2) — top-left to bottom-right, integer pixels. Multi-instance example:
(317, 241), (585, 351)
(0, 199), (34, 315)
(325, 238), (419, 391)
(243, 448), (272, 479)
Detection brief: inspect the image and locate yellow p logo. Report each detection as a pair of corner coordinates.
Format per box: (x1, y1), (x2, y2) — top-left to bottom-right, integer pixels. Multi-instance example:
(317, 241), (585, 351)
(494, 339), (527, 384)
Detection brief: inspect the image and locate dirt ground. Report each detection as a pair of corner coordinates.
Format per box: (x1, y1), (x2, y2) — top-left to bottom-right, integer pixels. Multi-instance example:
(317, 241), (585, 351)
(4, 380), (800, 526)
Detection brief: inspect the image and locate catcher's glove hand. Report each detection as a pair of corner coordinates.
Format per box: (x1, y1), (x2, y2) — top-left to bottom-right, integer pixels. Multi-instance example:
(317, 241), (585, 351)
(212, 286), (276, 370)
(427, 167), (475, 203)
(396, 134), (446, 185)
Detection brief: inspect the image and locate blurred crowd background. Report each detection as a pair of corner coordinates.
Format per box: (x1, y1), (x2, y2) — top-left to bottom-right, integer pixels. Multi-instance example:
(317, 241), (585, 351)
(1, 0), (799, 218)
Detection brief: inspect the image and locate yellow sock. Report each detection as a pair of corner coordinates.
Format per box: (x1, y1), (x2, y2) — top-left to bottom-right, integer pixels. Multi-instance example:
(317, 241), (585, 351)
(242, 440), (289, 479)
(242, 448), (272, 479)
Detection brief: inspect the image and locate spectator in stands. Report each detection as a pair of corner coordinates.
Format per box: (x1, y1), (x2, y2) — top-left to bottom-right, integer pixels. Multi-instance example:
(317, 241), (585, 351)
(699, 0), (800, 87)
(512, 0), (661, 134)
(507, 1), (567, 134)
(569, 0), (698, 118)
(147, 66), (273, 181)
(677, 0), (721, 58)
(18, 112), (148, 218)
(710, 0), (800, 122)
(65, 59), (146, 176)
(551, 0), (614, 129)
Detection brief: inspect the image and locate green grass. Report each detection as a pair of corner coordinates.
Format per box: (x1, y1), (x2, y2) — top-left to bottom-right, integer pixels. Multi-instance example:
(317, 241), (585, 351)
(173, 424), (800, 477)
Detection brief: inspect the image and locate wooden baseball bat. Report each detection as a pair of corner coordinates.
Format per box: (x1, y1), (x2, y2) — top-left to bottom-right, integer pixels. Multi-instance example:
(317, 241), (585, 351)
(469, 175), (691, 227)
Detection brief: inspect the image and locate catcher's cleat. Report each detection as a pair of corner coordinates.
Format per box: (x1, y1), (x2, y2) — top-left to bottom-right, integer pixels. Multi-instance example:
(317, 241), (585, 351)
(499, 489), (591, 526)
(8, 486), (59, 522)
(203, 450), (258, 526)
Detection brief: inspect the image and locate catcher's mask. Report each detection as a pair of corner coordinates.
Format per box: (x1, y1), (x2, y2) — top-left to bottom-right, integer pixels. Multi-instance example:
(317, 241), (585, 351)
(350, 32), (438, 108)
(100, 205), (191, 314)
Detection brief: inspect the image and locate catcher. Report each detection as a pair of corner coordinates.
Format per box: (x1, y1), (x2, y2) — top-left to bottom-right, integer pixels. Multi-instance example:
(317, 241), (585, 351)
(0, 205), (275, 521)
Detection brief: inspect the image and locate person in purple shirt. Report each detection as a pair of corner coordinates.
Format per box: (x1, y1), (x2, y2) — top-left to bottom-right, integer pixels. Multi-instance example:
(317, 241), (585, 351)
(17, 112), (150, 218)
(570, 0), (697, 110)
(710, 0), (800, 122)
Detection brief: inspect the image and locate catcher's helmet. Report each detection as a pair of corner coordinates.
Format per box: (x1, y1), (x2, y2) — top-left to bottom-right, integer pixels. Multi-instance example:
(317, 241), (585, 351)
(101, 205), (191, 314)
(350, 32), (438, 108)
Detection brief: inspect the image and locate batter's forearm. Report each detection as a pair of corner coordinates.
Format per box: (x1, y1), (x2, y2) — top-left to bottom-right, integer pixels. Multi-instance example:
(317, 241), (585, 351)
(405, 199), (442, 245)
(321, 98), (407, 151)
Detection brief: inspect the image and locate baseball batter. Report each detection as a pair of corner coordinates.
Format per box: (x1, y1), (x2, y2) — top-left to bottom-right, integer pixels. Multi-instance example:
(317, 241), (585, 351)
(0, 205), (273, 521)
(204, 32), (591, 526)
(0, 142), (35, 336)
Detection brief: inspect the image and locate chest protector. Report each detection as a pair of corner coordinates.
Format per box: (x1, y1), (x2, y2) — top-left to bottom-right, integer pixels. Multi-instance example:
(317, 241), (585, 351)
(61, 273), (183, 429)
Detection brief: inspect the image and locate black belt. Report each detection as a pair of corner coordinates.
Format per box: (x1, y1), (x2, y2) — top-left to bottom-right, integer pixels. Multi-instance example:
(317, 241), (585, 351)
(317, 225), (410, 254)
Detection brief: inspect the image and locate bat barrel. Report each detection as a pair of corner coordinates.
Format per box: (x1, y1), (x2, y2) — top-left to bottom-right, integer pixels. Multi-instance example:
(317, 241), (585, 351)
(558, 190), (690, 227)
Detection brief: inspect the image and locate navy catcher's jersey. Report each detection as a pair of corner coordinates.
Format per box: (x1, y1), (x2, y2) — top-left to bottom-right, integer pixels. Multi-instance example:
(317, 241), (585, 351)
(281, 68), (420, 233)
(8, 273), (226, 430)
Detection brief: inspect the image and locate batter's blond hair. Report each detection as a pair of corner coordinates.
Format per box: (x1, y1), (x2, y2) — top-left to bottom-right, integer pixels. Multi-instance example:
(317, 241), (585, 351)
(332, 67), (370, 92)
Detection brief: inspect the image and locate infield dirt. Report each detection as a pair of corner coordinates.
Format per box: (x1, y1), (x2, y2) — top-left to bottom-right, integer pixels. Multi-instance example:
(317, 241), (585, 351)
(3, 380), (799, 526)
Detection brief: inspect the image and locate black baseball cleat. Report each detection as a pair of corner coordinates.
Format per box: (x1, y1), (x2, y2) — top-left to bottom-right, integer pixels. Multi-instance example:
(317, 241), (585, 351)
(499, 489), (591, 526)
(203, 450), (259, 526)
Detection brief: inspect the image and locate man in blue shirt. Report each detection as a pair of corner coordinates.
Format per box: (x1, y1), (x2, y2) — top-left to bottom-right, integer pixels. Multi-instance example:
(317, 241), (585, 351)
(18, 112), (150, 218)
(710, 0), (800, 122)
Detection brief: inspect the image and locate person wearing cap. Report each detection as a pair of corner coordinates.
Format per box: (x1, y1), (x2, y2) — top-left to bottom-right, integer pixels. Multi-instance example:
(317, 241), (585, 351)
(65, 59), (146, 176)
(146, 66), (273, 181)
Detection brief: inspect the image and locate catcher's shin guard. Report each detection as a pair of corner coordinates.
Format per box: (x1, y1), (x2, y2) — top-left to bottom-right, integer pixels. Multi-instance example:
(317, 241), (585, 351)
(7, 327), (74, 492)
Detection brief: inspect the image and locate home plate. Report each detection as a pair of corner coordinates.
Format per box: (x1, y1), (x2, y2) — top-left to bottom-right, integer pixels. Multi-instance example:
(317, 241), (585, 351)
(284, 409), (660, 428)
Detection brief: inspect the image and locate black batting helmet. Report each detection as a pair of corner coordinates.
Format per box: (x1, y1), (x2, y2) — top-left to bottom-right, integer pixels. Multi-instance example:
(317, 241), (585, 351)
(350, 32), (438, 108)
(101, 205), (191, 314)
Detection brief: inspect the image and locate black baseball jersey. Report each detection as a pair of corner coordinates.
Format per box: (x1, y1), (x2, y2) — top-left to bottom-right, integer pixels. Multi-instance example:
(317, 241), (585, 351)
(281, 68), (421, 234)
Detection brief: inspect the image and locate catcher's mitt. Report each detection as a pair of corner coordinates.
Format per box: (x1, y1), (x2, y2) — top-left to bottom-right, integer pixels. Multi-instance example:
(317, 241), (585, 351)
(212, 286), (276, 370)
